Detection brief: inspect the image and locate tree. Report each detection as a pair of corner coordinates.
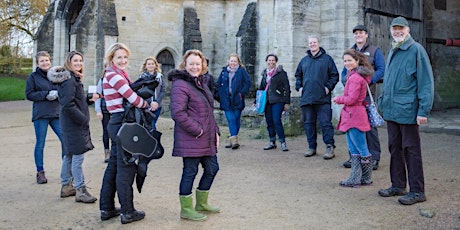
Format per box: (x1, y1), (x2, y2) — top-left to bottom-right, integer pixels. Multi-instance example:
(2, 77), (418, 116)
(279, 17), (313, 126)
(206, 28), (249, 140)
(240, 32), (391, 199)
(0, 0), (49, 57)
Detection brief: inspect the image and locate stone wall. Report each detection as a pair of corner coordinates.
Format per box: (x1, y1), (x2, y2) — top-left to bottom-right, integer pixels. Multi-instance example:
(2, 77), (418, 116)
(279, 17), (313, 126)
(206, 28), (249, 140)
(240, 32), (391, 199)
(425, 0), (460, 109)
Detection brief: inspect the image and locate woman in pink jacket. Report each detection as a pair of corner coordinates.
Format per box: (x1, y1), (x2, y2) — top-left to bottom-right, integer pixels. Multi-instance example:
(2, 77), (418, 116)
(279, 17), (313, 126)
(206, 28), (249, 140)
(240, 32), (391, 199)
(333, 49), (374, 188)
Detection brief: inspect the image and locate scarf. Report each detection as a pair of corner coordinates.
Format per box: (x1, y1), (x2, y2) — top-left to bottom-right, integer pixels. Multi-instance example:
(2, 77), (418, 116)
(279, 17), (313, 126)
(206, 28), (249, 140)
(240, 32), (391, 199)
(392, 34), (411, 49)
(265, 67), (276, 90)
(227, 65), (239, 94)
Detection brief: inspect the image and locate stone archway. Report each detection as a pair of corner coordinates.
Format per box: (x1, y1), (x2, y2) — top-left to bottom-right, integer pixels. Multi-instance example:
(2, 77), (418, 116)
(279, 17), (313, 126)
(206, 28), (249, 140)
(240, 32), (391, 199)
(156, 49), (175, 96)
(156, 49), (175, 79)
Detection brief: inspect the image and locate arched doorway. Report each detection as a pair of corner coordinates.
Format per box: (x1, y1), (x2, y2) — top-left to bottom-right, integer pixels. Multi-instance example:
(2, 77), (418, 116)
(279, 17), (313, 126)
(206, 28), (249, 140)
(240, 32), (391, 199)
(157, 49), (175, 78)
(156, 49), (175, 96)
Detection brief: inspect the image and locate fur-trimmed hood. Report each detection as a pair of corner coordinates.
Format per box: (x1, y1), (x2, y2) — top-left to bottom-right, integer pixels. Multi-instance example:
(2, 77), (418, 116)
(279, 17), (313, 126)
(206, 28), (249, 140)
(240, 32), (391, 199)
(47, 66), (71, 84)
(356, 65), (374, 78)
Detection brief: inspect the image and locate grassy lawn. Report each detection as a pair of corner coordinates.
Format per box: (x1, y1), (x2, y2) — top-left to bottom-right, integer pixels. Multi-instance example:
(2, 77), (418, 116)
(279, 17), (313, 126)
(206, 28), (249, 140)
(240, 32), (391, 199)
(0, 77), (26, 101)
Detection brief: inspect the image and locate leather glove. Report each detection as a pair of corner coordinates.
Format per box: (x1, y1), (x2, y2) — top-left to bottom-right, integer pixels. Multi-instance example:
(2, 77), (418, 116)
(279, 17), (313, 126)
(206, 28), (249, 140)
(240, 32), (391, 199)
(46, 90), (58, 101)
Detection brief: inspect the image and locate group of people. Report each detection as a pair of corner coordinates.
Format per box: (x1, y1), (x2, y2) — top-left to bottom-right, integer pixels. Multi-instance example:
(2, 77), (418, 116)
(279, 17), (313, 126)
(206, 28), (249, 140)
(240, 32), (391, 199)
(26, 50), (97, 203)
(294, 16), (433, 206)
(25, 16), (434, 225)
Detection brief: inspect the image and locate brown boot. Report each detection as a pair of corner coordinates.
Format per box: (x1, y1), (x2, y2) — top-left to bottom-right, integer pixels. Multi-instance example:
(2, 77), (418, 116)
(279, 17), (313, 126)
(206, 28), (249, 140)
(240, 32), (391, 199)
(231, 136), (240, 149)
(225, 137), (232, 148)
(60, 183), (76, 198)
(75, 186), (97, 203)
(104, 149), (110, 163)
(36, 171), (47, 184)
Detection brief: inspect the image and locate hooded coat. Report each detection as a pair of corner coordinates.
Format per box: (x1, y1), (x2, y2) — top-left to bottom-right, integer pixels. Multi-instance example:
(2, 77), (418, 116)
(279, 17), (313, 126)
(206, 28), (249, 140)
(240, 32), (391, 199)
(48, 66), (94, 155)
(258, 65), (291, 104)
(216, 66), (251, 110)
(295, 47), (339, 106)
(169, 69), (220, 157)
(335, 66), (374, 132)
(25, 67), (60, 121)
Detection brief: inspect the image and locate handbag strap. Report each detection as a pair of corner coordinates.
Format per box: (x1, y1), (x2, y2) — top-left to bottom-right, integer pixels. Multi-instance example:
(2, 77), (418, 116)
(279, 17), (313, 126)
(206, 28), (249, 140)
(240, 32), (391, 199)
(366, 84), (375, 104)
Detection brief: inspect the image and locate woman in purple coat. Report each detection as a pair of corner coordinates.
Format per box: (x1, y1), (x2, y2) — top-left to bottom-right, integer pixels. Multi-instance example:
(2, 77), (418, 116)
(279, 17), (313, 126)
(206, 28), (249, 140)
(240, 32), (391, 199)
(168, 49), (221, 221)
(333, 49), (374, 188)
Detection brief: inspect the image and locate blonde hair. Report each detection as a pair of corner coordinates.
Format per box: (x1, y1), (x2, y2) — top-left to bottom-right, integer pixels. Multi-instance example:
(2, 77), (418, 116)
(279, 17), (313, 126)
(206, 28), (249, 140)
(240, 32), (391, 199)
(178, 49), (208, 75)
(228, 53), (245, 68)
(64, 51), (84, 74)
(35, 51), (51, 65)
(105, 43), (131, 65)
(140, 56), (162, 73)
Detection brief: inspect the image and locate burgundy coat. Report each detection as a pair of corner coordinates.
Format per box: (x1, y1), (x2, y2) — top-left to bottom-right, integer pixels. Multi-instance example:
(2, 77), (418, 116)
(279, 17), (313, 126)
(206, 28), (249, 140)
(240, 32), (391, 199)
(335, 67), (373, 132)
(169, 70), (220, 157)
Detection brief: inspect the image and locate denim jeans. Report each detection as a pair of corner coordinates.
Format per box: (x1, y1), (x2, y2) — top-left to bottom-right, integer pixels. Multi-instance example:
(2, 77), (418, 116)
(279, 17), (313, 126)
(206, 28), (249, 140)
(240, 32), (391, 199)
(265, 102), (286, 142)
(224, 109), (242, 136)
(33, 118), (64, 172)
(101, 113), (111, 149)
(100, 112), (138, 213)
(346, 128), (371, 157)
(151, 107), (162, 131)
(60, 153), (85, 189)
(179, 156), (219, 196)
(301, 104), (335, 149)
(387, 121), (424, 193)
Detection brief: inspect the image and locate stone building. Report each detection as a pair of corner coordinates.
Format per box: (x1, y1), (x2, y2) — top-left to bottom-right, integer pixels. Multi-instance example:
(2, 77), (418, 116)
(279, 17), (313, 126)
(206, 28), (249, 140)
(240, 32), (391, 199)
(35, 0), (460, 115)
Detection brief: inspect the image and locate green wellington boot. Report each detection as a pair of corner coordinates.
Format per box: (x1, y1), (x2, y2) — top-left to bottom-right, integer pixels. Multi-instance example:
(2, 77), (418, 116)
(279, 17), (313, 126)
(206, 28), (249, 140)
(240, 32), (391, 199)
(195, 189), (220, 213)
(179, 194), (207, 221)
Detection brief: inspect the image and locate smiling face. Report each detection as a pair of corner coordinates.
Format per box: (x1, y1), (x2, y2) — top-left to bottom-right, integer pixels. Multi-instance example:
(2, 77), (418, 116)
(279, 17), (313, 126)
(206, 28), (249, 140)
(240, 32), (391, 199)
(70, 54), (83, 73)
(343, 54), (359, 71)
(266, 55), (277, 70)
(112, 49), (129, 70)
(353, 30), (368, 45)
(185, 54), (203, 77)
(146, 59), (156, 73)
(37, 56), (51, 71)
(228, 56), (239, 69)
(308, 37), (320, 54)
(391, 25), (410, 43)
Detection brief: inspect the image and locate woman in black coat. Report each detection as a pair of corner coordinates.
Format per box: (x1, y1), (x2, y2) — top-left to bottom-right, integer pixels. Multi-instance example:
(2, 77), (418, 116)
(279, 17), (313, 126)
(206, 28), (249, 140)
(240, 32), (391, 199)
(25, 51), (64, 184)
(48, 51), (96, 203)
(256, 54), (291, 151)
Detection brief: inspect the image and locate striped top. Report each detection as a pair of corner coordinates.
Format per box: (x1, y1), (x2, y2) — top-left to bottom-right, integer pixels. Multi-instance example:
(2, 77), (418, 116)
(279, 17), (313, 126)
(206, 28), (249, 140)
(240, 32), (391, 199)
(102, 65), (149, 113)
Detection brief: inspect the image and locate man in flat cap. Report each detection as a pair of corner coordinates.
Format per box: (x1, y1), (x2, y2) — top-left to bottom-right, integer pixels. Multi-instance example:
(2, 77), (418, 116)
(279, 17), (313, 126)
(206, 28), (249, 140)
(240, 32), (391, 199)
(341, 24), (385, 171)
(377, 16), (434, 205)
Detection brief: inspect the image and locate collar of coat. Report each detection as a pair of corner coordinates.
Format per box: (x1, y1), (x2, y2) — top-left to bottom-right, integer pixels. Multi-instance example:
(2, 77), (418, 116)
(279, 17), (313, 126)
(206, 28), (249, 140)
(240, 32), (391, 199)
(167, 69), (205, 86)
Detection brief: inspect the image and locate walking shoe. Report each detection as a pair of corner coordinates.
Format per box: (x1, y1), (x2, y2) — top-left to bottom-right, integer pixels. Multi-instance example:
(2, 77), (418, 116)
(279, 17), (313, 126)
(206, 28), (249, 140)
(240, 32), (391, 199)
(304, 149), (316, 157)
(323, 145), (335, 160)
(343, 159), (351, 168)
(36, 171), (47, 184)
(75, 186), (97, 203)
(60, 183), (76, 198)
(101, 207), (121, 221)
(120, 210), (145, 224)
(378, 186), (407, 197)
(281, 142), (289, 152)
(372, 160), (379, 170)
(263, 141), (277, 150)
(398, 192), (426, 205)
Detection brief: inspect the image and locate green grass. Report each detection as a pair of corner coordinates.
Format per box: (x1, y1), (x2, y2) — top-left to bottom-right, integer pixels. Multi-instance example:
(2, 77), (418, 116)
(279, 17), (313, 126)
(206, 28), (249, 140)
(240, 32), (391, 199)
(0, 77), (26, 101)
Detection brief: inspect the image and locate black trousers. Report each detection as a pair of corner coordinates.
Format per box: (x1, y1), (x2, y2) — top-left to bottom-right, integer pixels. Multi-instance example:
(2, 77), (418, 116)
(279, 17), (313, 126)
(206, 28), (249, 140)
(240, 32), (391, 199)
(387, 121), (425, 193)
(99, 112), (137, 213)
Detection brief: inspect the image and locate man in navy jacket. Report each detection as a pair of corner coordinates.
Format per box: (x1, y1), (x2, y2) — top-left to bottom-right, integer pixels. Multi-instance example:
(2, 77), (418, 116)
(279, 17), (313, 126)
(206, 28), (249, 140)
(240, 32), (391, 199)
(295, 35), (339, 160)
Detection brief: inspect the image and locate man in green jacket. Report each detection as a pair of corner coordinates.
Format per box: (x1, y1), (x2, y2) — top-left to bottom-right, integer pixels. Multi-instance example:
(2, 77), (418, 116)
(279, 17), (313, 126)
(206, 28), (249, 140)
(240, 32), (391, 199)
(377, 16), (434, 205)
